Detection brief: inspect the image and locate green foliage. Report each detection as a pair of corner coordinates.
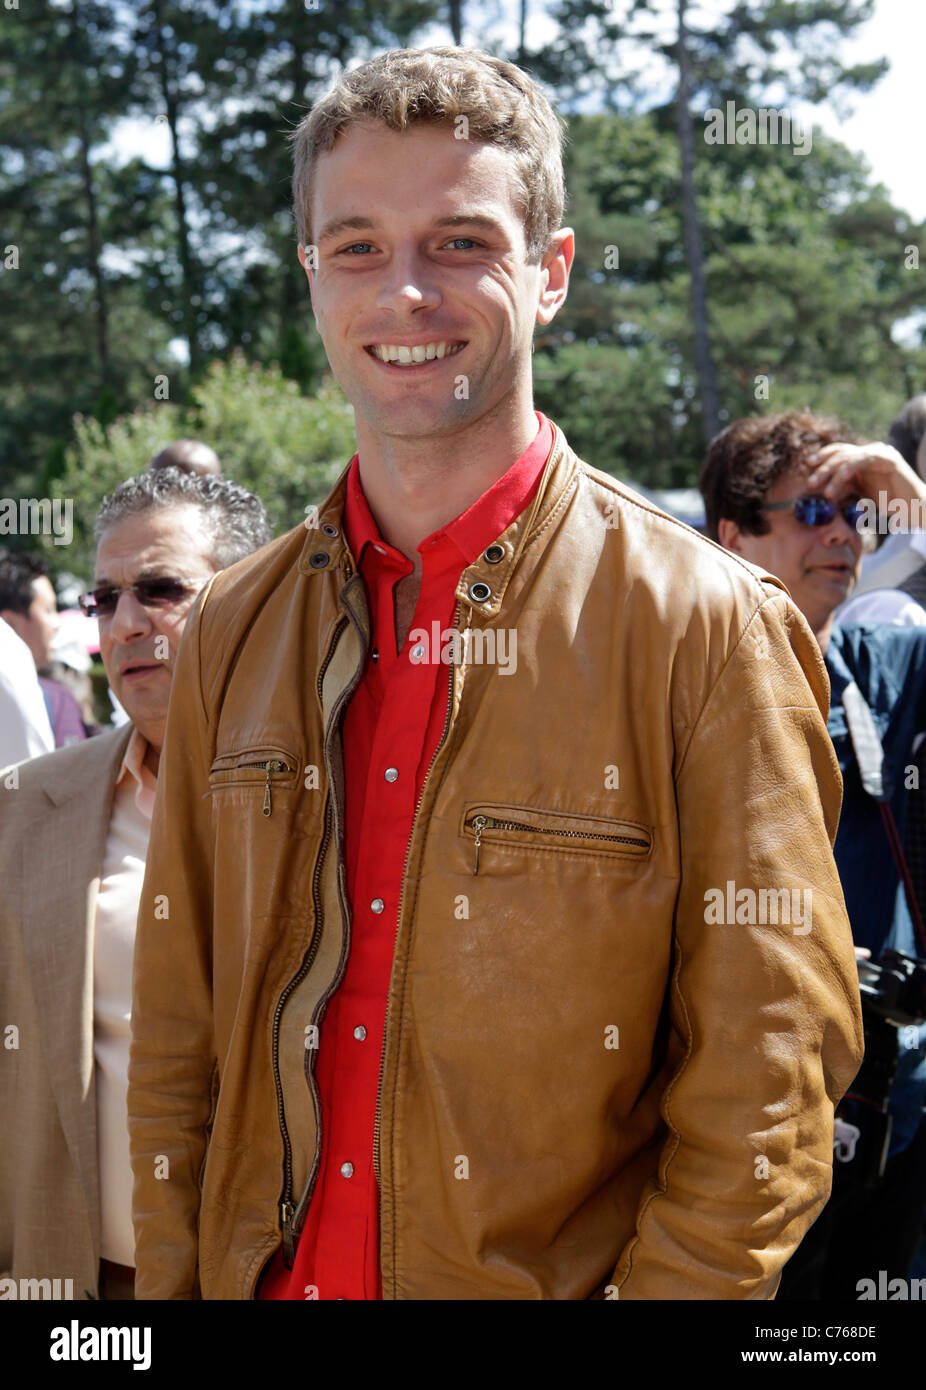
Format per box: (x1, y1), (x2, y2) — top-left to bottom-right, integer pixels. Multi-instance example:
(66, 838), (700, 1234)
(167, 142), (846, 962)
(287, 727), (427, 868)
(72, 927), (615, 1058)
(51, 352), (356, 580)
(550, 111), (926, 484)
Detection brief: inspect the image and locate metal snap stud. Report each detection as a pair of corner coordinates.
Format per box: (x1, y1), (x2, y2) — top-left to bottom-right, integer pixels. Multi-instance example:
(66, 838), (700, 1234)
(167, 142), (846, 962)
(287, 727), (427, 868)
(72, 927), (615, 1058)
(469, 581), (491, 602)
(321, 523), (339, 538)
(309, 552), (330, 568)
(483, 544), (504, 563)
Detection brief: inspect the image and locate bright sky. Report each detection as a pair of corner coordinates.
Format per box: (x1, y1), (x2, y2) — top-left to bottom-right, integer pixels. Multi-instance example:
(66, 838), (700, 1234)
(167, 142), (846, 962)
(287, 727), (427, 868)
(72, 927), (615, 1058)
(477, 0), (925, 221)
(100, 0), (923, 310)
(105, 0), (923, 223)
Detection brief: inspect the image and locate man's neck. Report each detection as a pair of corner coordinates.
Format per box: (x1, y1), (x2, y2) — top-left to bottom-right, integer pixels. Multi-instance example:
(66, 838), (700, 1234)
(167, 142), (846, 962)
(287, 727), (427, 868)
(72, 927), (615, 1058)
(813, 612), (834, 656)
(354, 401), (539, 571)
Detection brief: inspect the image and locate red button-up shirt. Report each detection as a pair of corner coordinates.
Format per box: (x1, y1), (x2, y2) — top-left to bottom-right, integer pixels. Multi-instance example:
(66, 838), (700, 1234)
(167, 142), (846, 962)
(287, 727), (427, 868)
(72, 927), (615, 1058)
(258, 413), (554, 1300)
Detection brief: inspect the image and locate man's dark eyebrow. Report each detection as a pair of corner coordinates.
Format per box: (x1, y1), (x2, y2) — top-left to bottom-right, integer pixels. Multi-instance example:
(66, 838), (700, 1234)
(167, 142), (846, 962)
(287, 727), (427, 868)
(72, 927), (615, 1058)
(316, 213), (507, 244)
(91, 567), (174, 587)
(316, 215), (378, 244)
(433, 214), (506, 234)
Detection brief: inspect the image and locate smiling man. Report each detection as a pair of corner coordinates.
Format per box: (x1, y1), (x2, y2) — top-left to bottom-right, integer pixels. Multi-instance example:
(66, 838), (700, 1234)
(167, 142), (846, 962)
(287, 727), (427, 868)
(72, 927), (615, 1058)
(0, 469), (270, 1300)
(128, 49), (862, 1301)
(702, 409), (926, 1299)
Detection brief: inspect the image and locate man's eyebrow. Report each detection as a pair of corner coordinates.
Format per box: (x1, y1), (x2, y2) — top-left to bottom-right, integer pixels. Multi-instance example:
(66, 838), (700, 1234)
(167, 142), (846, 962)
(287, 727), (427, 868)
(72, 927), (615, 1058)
(316, 215), (377, 244)
(316, 212), (507, 243)
(432, 214), (507, 234)
(91, 567), (170, 586)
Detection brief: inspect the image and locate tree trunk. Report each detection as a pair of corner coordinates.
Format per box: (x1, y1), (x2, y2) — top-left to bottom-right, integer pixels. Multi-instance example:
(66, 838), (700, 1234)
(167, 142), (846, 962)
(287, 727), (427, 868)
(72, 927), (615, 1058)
(76, 124), (110, 378)
(518, 0), (528, 63)
(152, 0), (202, 374)
(282, 2), (311, 346)
(675, 0), (720, 441)
(449, 0), (462, 44)
(70, 3), (110, 379)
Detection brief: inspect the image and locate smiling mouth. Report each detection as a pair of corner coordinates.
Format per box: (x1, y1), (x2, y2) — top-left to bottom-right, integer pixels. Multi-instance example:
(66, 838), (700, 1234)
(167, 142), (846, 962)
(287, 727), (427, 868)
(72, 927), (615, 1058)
(122, 663), (163, 677)
(365, 340), (467, 366)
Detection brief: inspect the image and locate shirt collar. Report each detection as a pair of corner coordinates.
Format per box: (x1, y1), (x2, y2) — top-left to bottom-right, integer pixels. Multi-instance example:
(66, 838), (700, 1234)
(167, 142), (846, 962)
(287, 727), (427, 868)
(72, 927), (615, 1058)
(116, 725), (158, 818)
(343, 412), (554, 572)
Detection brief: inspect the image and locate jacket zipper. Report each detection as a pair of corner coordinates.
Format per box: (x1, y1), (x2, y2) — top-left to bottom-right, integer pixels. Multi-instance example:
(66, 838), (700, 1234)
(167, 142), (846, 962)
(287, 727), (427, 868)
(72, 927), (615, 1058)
(234, 758), (290, 817)
(272, 794), (332, 1266)
(467, 814), (650, 875)
(271, 609), (354, 1268)
(373, 598), (463, 1188)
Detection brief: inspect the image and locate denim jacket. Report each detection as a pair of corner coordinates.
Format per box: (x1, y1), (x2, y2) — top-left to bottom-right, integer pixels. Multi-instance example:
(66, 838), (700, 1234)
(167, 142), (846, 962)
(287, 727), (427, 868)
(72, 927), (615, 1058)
(827, 623), (926, 1153)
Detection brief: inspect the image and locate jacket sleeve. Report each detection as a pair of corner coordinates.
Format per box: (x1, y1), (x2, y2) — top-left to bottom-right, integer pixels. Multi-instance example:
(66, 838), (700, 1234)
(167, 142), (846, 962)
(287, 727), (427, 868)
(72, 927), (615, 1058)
(128, 581), (217, 1299)
(611, 590), (864, 1299)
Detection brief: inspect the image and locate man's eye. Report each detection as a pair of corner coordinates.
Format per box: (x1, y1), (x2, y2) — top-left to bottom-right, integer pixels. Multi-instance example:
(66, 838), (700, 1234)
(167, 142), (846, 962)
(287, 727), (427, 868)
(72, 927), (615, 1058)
(341, 242), (375, 255)
(444, 237), (478, 250)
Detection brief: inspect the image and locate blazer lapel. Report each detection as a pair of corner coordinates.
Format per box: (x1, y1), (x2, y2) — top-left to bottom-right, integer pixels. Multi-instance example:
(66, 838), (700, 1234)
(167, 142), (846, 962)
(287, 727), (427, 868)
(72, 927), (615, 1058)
(19, 723), (133, 1254)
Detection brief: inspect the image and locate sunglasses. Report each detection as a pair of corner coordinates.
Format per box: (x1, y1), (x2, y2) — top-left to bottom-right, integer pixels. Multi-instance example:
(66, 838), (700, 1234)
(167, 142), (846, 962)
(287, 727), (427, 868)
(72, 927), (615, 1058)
(760, 494), (866, 529)
(78, 576), (205, 619)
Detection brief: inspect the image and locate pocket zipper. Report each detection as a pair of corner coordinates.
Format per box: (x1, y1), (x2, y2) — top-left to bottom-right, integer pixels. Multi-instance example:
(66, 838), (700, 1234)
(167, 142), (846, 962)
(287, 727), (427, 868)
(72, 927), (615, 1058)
(235, 759), (290, 817)
(468, 813), (650, 875)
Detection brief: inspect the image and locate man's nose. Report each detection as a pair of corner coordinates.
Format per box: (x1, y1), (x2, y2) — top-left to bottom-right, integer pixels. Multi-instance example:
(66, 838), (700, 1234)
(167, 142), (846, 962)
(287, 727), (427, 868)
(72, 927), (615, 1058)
(109, 589), (153, 641)
(821, 508), (860, 547)
(375, 248), (442, 314)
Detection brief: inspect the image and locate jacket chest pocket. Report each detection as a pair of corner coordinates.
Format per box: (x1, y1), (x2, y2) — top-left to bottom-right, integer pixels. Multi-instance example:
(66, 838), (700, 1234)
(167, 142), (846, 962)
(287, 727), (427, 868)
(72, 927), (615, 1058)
(208, 746), (301, 818)
(461, 802), (653, 876)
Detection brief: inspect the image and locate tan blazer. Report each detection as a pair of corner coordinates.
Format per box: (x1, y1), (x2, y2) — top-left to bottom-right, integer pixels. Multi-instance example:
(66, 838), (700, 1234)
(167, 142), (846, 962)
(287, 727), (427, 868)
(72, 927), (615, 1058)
(0, 724), (133, 1300)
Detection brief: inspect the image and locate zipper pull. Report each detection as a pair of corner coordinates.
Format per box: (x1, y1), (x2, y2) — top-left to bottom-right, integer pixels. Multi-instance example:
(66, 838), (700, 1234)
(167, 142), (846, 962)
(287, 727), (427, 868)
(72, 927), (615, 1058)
(262, 760), (287, 817)
(472, 815), (487, 875)
(281, 1199), (295, 1267)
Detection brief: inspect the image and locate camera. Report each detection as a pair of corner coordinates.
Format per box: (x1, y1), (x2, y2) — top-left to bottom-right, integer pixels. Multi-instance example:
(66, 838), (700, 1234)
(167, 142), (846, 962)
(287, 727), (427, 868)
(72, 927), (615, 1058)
(857, 948), (926, 1029)
(834, 949), (926, 1183)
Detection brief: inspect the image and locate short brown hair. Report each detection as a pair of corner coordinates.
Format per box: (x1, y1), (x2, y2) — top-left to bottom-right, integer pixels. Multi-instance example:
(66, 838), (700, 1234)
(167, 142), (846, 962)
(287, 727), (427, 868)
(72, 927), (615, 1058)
(699, 410), (860, 542)
(290, 47), (565, 264)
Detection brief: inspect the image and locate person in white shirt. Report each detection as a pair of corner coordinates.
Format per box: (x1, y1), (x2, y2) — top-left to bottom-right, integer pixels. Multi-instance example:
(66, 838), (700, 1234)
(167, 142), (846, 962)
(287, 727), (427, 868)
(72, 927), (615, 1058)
(837, 394), (926, 628)
(0, 467), (271, 1301)
(0, 614), (53, 766)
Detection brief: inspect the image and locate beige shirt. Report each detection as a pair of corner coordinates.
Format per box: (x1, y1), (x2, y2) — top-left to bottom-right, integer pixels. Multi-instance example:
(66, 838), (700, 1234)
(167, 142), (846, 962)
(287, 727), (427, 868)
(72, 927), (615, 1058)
(93, 727), (156, 1266)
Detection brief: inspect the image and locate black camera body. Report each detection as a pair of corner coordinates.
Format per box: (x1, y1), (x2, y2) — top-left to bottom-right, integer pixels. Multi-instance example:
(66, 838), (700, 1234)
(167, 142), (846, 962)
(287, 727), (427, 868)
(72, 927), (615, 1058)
(834, 949), (926, 1184)
(857, 948), (926, 1029)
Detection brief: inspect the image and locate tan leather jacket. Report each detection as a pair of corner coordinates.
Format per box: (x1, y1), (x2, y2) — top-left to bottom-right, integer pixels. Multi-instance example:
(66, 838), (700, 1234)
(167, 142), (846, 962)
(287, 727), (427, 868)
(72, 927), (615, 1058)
(128, 423), (864, 1300)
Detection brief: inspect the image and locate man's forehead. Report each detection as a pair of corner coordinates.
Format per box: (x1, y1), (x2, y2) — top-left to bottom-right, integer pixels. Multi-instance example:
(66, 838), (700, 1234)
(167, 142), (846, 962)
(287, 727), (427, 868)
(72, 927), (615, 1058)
(94, 505), (213, 580)
(312, 122), (524, 226)
(767, 464), (859, 504)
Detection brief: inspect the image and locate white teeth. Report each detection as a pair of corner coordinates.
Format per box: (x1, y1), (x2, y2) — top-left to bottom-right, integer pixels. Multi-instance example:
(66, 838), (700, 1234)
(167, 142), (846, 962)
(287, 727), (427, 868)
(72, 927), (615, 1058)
(370, 341), (464, 365)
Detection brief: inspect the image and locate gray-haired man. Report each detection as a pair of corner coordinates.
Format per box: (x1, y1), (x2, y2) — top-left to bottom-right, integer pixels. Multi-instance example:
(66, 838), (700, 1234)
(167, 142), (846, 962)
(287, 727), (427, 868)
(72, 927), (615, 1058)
(0, 468), (272, 1300)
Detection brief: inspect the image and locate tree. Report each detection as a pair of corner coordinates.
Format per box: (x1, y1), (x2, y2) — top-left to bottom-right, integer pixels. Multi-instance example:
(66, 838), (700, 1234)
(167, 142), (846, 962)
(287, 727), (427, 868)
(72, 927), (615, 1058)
(534, 110), (925, 486)
(538, 0), (888, 440)
(50, 352), (358, 579)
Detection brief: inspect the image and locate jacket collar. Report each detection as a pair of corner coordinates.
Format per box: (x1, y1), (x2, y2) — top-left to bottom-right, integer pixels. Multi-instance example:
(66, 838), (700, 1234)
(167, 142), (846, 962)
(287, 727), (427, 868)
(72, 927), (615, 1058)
(300, 422), (578, 623)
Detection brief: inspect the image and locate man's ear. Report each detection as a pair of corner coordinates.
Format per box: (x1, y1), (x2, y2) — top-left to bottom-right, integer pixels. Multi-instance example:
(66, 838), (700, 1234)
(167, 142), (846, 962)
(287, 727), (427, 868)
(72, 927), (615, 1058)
(717, 517), (745, 555)
(536, 228), (574, 327)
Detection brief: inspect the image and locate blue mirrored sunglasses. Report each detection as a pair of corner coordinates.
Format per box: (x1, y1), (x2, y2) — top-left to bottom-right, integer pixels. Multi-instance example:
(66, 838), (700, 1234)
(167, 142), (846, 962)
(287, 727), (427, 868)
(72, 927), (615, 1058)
(761, 495), (866, 529)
